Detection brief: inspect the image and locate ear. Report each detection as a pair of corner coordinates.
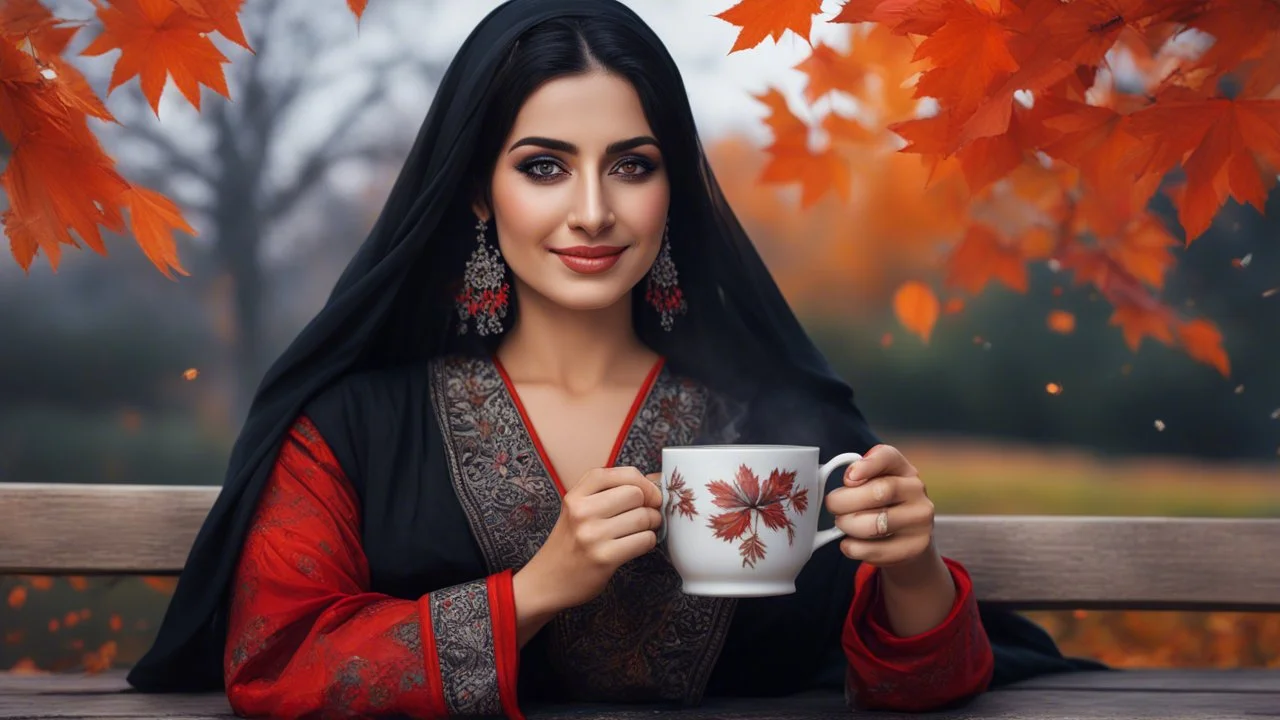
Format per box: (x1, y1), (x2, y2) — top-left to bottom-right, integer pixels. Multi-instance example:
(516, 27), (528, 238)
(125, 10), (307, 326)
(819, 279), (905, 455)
(471, 199), (491, 224)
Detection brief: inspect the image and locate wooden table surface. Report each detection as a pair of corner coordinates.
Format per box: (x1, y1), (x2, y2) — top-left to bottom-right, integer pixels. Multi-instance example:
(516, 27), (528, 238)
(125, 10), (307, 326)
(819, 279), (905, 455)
(2, 669), (1278, 719)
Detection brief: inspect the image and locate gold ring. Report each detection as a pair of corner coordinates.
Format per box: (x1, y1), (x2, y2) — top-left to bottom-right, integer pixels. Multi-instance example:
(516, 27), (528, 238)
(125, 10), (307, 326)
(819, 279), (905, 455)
(875, 510), (889, 537)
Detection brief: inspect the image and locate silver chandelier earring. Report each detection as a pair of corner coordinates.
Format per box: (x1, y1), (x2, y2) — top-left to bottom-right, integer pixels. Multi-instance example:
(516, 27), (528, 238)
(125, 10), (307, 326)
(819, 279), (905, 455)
(455, 216), (509, 336)
(645, 223), (686, 332)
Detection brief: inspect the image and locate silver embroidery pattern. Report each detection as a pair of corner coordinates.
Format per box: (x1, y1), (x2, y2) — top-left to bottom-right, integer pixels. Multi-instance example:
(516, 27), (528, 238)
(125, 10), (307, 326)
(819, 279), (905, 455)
(432, 355), (562, 571)
(429, 578), (502, 717)
(431, 355), (743, 705)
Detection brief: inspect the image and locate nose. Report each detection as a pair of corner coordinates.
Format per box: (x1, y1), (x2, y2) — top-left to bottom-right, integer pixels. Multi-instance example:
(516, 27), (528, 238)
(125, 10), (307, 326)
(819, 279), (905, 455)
(567, 174), (615, 237)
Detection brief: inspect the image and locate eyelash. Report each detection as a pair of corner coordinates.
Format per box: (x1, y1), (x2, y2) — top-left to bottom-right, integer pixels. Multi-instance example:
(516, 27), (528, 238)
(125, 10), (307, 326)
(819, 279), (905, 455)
(516, 155), (658, 183)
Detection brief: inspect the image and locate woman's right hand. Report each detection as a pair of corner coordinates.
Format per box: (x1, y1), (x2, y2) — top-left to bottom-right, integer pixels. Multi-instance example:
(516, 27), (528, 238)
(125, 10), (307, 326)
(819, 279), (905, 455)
(513, 467), (662, 627)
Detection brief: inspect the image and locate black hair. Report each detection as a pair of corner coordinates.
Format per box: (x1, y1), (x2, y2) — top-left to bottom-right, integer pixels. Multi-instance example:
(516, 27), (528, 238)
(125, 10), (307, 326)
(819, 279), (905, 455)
(445, 14), (712, 351)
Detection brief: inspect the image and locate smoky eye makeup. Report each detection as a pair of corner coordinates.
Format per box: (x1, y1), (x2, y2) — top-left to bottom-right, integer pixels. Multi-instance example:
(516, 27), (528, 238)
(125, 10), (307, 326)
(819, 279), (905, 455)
(513, 150), (662, 184)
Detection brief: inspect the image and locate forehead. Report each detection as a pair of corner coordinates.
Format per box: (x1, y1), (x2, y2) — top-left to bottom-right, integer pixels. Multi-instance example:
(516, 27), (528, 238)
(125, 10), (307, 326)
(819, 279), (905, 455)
(508, 71), (654, 145)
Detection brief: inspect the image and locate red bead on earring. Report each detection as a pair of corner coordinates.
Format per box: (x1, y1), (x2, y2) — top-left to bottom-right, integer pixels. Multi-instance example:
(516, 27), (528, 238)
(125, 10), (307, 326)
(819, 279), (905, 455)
(645, 223), (685, 331)
(456, 217), (509, 336)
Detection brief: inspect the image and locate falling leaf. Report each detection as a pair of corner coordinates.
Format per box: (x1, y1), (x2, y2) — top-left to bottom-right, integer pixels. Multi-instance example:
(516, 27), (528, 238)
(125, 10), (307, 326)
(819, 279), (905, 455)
(892, 280), (940, 343)
(183, 368), (200, 380)
(28, 577), (53, 591)
(1046, 382), (1063, 395)
(67, 576), (88, 591)
(1047, 310), (1076, 334)
(348, 0), (369, 20)
(7, 586), (27, 610)
(715, 0), (823, 53)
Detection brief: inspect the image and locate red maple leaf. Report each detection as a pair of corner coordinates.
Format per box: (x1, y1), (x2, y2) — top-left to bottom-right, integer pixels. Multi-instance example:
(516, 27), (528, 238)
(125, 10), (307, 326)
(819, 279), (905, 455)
(715, 0), (822, 53)
(706, 465), (805, 568)
(665, 468), (698, 520)
(80, 0), (232, 115)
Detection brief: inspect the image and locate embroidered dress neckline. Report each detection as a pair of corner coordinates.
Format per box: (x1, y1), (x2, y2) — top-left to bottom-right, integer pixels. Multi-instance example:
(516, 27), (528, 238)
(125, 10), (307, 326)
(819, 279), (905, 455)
(490, 355), (666, 496)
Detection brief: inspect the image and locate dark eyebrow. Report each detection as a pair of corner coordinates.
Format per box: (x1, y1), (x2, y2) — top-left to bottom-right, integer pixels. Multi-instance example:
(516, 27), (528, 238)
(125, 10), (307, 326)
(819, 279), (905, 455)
(507, 135), (659, 155)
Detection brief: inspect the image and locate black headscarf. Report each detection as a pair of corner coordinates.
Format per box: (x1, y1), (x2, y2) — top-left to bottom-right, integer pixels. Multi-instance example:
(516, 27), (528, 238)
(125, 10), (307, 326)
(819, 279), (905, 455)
(127, 0), (1097, 693)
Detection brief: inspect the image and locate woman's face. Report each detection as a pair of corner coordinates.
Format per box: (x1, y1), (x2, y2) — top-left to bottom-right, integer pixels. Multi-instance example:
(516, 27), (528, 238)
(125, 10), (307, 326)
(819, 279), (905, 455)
(484, 70), (669, 314)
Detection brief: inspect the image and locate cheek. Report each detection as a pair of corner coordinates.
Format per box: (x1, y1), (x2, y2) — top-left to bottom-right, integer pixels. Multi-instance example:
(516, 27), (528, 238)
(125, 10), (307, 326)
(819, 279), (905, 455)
(622, 180), (671, 250)
(490, 172), (561, 247)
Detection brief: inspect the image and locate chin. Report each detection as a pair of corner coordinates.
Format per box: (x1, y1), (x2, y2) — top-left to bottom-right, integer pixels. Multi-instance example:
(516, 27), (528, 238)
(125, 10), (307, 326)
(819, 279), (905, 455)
(542, 285), (636, 312)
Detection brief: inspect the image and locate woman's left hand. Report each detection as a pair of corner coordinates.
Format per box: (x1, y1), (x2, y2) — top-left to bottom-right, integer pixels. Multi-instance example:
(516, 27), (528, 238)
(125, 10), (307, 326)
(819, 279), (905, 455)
(825, 444), (936, 568)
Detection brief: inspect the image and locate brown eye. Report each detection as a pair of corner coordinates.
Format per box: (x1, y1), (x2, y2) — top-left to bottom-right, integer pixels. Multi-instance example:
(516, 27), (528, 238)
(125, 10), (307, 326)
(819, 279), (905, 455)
(612, 156), (656, 179)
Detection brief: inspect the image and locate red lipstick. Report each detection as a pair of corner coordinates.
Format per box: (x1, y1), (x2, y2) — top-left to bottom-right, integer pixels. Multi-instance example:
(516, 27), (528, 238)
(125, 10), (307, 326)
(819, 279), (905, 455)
(551, 245), (627, 274)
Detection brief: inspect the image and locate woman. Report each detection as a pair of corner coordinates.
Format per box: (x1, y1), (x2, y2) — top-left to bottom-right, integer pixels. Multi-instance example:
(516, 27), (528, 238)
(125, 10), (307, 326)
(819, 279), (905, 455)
(126, 0), (1101, 717)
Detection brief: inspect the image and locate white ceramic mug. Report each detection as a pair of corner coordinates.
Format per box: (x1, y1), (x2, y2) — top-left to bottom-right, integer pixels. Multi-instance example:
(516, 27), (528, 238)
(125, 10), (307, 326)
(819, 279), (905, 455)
(657, 444), (862, 597)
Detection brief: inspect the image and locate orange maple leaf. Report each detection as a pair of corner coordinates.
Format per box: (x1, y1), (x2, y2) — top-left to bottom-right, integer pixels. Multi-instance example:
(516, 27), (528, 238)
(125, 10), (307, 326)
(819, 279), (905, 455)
(348, 0), (370, 20)
(795, 41), (873, 103)
(958, 0), (1161, 144)
(755, 89), (851, 205)
(81, 0), (232, 115)
(1128, 94), (1280, 242)
(170, 0), (251, 50)
(911, 0), (1019, 122)
(831, 0), (953, 35)
(1181, 0), (1280, 81)
(893, 280), (940, 343)
(2, 136), (131, 269)
(945, 223), (1028, 294)
(121, 186), (193, 279)
(1109, 302), (1174, 351)
(1177, 319), (1230, 377)
(716, 0), (822, 53)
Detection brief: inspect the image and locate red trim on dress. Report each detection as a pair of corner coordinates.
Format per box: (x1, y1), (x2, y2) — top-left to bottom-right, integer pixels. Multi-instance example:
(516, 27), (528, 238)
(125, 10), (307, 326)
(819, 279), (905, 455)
(487, 570), (525, 720)
(492, 355), (666, 496)
(606, 356), (665, 465)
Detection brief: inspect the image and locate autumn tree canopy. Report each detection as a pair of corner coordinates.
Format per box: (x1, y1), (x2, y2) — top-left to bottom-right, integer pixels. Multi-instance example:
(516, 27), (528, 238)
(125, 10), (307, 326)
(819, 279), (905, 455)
(3, 0), (1277, 376)
(715, 0), (1280, 376)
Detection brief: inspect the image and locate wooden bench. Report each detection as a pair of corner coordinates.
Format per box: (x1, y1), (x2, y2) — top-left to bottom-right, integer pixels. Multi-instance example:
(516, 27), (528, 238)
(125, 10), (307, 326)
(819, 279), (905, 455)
(2, 482), (1279, 719)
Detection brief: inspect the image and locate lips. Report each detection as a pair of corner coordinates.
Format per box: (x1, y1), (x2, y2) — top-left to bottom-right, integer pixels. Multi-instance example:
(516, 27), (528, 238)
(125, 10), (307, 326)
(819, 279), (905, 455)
(551, 245), (627, 258)
(551, 245), (628, 275)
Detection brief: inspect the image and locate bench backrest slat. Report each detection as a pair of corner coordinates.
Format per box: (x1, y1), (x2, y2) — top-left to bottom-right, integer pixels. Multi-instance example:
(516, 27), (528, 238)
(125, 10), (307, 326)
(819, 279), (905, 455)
(2, 483), (1278, 612)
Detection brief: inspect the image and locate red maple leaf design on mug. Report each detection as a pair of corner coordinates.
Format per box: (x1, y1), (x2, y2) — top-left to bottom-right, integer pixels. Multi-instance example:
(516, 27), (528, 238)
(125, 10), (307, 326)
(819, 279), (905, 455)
(665, 468), (698, 520)
(706, 465), (808, 568)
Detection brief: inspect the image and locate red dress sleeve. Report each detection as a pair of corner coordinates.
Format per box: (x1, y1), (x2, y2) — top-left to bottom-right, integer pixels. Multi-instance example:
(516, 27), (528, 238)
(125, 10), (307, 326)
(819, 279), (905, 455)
(841, 557), (994, 712)
(224, 416), (524, 720)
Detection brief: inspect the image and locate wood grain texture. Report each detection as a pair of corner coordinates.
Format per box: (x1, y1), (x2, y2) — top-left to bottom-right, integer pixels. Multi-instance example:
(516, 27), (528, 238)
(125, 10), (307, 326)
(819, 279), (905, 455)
(1, 670), (1278, 719)
(3, 483), (1279, 610)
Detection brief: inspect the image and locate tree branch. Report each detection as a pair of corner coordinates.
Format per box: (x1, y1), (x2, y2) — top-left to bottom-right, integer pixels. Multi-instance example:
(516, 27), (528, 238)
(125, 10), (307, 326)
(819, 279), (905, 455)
(263, 80), (398, 220)
(114, 121), (215, 187)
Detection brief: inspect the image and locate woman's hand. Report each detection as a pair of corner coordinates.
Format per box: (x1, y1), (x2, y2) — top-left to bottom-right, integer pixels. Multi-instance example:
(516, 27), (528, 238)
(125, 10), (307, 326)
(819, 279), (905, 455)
(514, 467), (662, 627)
(825, 444), (936, 569)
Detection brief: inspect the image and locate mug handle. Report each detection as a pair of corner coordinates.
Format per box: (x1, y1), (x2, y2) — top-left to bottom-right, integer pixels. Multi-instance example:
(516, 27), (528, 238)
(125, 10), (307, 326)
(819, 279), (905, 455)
(812, 452), (863, 553)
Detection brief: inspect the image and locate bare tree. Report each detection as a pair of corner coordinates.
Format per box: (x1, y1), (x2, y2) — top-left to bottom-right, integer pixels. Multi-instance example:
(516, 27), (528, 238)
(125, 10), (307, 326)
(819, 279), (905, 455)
(87, 0), (445, 419)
